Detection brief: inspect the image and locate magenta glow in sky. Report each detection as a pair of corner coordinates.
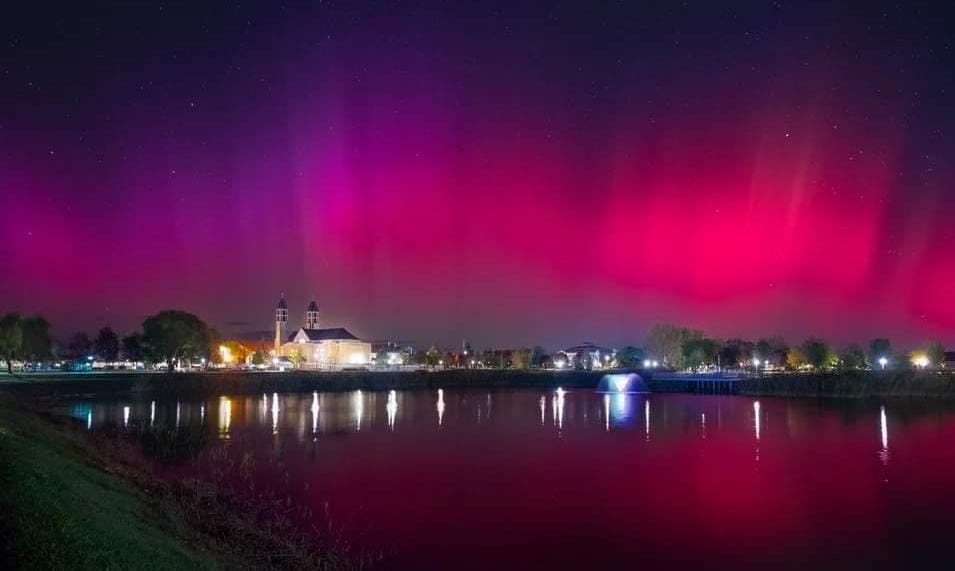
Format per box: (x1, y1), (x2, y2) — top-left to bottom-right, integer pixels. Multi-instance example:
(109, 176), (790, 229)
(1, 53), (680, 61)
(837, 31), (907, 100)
(2, 2), (954, 348)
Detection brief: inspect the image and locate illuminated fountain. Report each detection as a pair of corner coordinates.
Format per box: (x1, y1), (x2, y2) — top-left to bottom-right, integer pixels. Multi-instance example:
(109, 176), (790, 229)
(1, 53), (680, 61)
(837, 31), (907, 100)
(596, 373), (649, 394)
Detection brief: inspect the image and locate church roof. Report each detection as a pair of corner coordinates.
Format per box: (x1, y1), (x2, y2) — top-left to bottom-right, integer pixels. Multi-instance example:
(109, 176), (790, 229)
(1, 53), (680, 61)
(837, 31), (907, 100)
(307, 300), (319, 312)
(289, 327), (359, 342)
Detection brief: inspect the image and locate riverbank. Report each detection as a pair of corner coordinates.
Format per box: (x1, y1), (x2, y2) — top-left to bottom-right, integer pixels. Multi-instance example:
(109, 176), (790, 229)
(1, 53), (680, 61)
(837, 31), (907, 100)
(0, 392), (360, 570)
(738, 370), (955, 399)
(0, 392), (221, 569)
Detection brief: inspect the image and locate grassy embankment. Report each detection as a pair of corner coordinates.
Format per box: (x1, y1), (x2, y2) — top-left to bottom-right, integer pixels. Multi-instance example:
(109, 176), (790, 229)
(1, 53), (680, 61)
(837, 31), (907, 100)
(0, 391), (362, 570)
(0, 391), (219, 570)
(738, 370), (955, 399)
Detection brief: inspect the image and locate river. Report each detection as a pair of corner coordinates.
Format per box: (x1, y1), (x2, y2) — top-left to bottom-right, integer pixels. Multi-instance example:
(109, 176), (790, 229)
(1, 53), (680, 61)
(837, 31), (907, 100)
(63, 388), (955, 569)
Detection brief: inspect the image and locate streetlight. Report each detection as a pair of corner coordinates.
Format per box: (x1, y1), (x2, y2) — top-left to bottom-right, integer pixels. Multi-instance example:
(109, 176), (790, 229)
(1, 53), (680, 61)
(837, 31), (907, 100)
(878, 356), (888, 370)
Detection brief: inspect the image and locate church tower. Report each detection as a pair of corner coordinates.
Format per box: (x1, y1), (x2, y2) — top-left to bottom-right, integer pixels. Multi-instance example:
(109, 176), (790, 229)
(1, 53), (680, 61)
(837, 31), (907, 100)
(274, 294), (288, 351)
(305, 299), (320, 330)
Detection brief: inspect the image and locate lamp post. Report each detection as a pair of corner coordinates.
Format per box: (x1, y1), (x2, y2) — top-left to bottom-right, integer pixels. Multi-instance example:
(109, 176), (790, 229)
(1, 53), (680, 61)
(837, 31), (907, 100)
(878, 356), (888, 370)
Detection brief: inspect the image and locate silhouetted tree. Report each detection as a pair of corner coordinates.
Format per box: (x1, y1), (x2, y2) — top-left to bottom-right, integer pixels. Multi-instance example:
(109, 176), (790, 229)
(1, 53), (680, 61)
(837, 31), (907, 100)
(141, 310), (212, 372)
(615, 346), (646, 368)
(927, 341), (946, 369)
(647, 324), (702, 369)
(801, 338), (834, 370)
(66, 332), (93, 361)
(121, 333), (146, 362)
(530, 345), (549, 368)
(94, 327), (120, 362)
(867, 338), (892, 368)
(0, 313), (23, 373)
(682, 337), (720, 369)
(839, 344), (866, 370)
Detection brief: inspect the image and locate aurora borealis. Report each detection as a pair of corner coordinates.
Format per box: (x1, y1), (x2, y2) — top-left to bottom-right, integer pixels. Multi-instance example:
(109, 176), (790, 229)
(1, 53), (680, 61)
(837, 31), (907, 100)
(2, 1), (954, 347)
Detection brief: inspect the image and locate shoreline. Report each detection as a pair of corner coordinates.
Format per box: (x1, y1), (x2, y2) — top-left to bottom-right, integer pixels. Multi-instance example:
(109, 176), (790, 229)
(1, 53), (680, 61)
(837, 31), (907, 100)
(4, 369), (955, 400)
(0, 391), (361, 570)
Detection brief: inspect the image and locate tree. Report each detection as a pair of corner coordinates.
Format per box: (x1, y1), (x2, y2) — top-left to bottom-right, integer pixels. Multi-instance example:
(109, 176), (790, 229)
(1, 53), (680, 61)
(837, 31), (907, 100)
(682, 337), (719, 369)
(786, 347), (806, 370)
(122, 333), (146, 362)
(21, 316), (52, 363)
(839, 344), (866, 370)
(94, 327), (120, 362)
(719, 338), (755, 369)
(927, 341), (946, 369)
(250, 348), (265, 366)
(755, 337), (788, 368)
(575, 350), (593, 370)
(616, 345), (646, 368)
(530, 346), (549, 368)
(867, 338), (892, 368)
(647, 324), (702, 369)
(141, 310), (212, 372)
(66, 332), (93, 361)
(801, 337), (834, 370)
(0, 313), (24, 374)
(425, 345), (442, 368)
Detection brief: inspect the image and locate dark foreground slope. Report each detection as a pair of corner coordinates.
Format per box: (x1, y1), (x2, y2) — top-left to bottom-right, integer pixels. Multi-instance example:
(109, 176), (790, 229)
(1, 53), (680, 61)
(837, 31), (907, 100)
(0, 393), (218, 570)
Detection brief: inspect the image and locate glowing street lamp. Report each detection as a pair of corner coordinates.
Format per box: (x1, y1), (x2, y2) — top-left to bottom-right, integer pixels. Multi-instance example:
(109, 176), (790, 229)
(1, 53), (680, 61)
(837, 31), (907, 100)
(914, 356), (929, 369)
(878, 356), (888, 370)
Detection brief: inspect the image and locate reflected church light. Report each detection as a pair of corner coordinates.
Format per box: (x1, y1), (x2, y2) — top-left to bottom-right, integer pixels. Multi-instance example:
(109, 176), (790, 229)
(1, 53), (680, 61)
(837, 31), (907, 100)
(261, 393), (268, 420)
(387, 390), (398, 431)
(271, 392), (280, 434)
(754, 401), (761, 441)
(123, 406), (130, 428)
(353, 390), (364, 432)
(311, 392), (320, 435)
(437, 389), (445, 427)
(554, 388), (565, 431)
(218, 396), (232, 439)
(880, 405), (889, 466)
(604, 394), (610, 432)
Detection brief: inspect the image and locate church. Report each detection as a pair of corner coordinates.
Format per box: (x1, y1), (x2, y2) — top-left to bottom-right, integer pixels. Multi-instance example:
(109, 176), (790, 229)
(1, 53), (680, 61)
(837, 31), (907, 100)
(274, 295), (372, 368)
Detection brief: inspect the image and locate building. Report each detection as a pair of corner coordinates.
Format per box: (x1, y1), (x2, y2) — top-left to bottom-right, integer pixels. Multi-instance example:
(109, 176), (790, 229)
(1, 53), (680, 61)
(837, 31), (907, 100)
(557, 342), (615, 369)
(274, 296), (371, 368)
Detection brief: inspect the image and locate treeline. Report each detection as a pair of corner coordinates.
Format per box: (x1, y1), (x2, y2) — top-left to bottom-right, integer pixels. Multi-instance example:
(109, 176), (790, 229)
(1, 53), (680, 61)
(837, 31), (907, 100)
(645, 324), (947, 371)
(0, 310), (216, 373)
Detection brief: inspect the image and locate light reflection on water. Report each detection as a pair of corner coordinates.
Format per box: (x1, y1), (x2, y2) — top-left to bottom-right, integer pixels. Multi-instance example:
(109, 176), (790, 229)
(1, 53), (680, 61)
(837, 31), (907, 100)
(59, 390), (955, 569)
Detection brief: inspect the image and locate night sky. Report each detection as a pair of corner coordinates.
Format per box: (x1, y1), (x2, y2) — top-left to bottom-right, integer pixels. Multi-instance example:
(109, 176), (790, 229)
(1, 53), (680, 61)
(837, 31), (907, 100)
(2, 1), (954, 348)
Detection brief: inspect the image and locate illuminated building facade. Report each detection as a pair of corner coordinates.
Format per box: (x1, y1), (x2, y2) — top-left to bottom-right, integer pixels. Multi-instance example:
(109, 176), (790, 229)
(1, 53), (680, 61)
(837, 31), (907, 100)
(274, 296), (372, 368)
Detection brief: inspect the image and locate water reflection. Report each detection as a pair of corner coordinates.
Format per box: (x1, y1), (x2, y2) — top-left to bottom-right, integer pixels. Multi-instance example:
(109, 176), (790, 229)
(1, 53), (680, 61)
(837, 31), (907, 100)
(644, 399), (650, 440)
(271, 393), (280, 435)
(436, 389), (445, 427)
(353, 390), (364, 432)
(753, 401), (761, 441)
(540, 395), (547, 426)
(311, 392), (320, 436)
(123, 406), (130, 428)
(218, 396), (231, 439)
(387, 390), (398, 431)
(880, 405), (889, 466)
(553, 388), (565, 432)
(150, 400), (156, 427)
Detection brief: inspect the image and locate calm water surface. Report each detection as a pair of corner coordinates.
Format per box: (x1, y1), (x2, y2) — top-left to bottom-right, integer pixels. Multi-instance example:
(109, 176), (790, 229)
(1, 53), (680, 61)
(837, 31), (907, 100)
(65, 389), (955, 569)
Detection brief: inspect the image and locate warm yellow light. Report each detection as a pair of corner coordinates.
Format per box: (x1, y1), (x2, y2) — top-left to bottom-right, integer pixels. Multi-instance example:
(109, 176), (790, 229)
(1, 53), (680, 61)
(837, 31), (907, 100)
(218, 345), (233, 364)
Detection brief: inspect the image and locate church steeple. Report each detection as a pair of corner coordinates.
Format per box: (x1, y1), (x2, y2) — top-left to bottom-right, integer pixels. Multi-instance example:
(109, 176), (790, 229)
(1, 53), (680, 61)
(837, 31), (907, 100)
(274, 294), (288, 351)
(305, 299), (320, 330)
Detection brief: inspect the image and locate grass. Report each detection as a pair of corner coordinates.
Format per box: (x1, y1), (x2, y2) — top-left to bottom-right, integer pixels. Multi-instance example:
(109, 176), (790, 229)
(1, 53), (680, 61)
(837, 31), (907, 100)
(0, 393), (219, 570)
